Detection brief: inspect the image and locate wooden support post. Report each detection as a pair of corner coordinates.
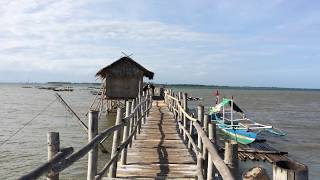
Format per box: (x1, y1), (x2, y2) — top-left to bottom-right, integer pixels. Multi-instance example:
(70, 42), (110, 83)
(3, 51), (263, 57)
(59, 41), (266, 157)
(197, 154), (204, 180)
(188, 120), (193, 149)
(168, 89), (171, 110)
(87, 110), (99, 180)
(130, 99), (136, 146)
(160, 87), (164, 97)
(146, 94), (150, 117)
(224, 140), (239, 178)
(142, 96), (146, 124)
(178, 92), (182, 120)
(108, 108), (123, 178)
(197, 105), (204, 153)
(203, 114), (209, 133)
(183, 93), (188, 141)
(273, 161), (308, 180)
(120, 101), (131, 165)
(178, 92), (182, 101)
(201, 114), (209, 178)
(203, 114), (209, 158)
(207, 123), (214, 180)
(211, 121), (217, 146)
(47, 132), (60, 180)
(178, 92), (182, 134)
(134, 98), (140, 134)
(170, 89), (173, 111)
(138, 80), (142, 101)
(137, 98), (141, 134)
(175, 94), (178, 119)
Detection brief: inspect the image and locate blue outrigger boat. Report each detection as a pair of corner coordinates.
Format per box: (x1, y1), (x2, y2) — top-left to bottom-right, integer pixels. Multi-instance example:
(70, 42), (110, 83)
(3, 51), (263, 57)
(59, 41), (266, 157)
(208, 91), (286, 144)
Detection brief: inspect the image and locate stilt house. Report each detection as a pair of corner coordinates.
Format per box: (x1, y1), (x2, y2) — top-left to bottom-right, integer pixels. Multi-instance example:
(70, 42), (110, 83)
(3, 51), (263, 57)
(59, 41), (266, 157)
(96, 56), (154, 100)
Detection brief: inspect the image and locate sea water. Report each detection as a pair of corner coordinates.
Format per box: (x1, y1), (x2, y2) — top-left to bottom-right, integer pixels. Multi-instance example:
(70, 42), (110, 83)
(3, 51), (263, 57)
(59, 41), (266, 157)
(0, 84), (319, 179)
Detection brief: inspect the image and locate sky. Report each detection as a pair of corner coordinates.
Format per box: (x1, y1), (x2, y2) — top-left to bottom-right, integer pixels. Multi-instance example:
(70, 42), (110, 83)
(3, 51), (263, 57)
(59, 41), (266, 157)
(0, 0), (319, 88)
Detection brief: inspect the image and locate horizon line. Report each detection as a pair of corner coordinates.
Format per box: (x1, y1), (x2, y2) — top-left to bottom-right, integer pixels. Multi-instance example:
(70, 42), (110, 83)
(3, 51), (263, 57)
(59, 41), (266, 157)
(1, 81), (319, 91)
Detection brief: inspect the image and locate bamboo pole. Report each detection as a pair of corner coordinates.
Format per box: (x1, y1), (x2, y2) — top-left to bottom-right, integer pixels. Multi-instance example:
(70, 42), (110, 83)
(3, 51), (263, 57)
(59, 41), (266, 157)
(47, 132), (60, 180)
(87, 110), (99, 180)
(120, 101), (131, 165)
(108, 108), (123, 178)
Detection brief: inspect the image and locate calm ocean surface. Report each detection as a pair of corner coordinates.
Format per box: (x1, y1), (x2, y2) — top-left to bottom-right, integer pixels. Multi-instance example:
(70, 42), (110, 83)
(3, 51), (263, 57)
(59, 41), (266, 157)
(0, 84), (319, 179)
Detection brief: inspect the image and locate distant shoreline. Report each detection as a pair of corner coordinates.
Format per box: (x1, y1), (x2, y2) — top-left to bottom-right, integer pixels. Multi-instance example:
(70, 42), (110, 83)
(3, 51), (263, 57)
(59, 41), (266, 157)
(159, 84), (320, 91)
(0, 82), (319, 91)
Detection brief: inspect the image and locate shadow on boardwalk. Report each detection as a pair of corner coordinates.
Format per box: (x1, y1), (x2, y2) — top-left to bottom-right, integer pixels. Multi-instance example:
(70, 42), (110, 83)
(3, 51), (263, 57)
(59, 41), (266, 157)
(157, 106), (169, 177)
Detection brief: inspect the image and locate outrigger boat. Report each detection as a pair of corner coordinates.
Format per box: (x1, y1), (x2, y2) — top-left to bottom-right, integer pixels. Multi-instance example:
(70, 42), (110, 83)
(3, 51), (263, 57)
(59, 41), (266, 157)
(208, 91), (286, 144)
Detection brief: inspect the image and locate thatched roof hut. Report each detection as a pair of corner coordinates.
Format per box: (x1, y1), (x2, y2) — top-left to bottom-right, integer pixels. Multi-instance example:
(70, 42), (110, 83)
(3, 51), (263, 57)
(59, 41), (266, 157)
(96, 57), (154, 80)
(96, 56), (154, 99)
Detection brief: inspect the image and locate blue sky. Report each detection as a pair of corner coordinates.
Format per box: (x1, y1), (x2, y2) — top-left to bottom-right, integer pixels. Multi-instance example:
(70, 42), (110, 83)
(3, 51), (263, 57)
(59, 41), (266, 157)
(0, 0), (319, 88)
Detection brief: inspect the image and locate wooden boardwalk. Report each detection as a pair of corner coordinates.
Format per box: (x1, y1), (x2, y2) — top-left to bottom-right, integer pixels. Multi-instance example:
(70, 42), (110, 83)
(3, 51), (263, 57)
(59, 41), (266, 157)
(116, 100), (197, 179)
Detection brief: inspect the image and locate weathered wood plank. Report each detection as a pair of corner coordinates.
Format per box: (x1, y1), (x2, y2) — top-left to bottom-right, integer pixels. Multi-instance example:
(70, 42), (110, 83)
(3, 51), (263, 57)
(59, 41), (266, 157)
(115, 100), (197, 179)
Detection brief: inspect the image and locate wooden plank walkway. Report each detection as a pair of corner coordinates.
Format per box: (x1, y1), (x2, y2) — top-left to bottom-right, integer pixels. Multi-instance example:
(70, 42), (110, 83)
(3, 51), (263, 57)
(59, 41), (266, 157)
(116, 100), (197, 179)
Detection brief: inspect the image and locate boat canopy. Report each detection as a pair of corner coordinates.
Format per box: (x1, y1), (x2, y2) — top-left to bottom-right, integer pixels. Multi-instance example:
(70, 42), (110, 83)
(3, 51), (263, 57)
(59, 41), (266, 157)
(209, 98), (244, 114)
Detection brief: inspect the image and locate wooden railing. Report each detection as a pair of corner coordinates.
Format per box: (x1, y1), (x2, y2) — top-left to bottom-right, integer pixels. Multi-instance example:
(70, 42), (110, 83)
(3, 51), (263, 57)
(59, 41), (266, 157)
(19, 94), (152, 180)
(164, 89), (236, 180)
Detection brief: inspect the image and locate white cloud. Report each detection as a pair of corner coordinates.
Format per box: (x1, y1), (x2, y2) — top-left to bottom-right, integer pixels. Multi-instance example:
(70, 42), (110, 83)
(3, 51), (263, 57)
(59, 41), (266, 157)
(0, 0), (232, 77)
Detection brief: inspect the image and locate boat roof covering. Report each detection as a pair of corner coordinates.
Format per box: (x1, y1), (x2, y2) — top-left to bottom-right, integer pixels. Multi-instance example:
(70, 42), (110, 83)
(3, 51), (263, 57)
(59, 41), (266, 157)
(209, 98), (244, 114)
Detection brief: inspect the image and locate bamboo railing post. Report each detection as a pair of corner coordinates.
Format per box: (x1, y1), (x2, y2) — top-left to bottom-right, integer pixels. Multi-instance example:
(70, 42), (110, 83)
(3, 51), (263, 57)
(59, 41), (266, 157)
(197, 105), (204, 153)
(87, 110), (99, 180)
(120, 101), (131, 165)
(207, 122), (215, 180)
(224, 140), (239, 178)
(47, 132), (60, 180)
(130, 99), (136, 145)
(183, 93), (188, 141)
(108, 107), (123, 178)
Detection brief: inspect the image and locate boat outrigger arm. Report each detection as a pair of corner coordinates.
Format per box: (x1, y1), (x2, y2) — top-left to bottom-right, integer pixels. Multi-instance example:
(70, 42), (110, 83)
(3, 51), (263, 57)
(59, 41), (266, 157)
(208, 98), (286, 144)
